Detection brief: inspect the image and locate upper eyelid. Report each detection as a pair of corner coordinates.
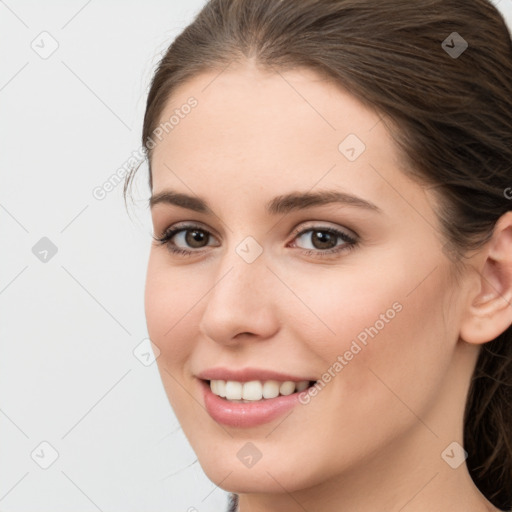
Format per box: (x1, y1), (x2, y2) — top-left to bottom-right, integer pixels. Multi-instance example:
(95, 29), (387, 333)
(290, 222), (357, 238)
(162, 222), (221, 242)
(159, 222), (357, 246)
(160, 221), (353, 235)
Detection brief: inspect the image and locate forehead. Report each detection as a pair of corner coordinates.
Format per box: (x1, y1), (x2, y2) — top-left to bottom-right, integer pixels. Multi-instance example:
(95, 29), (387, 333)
(149, 62), (424, 216)
(153, 63), (381, 159)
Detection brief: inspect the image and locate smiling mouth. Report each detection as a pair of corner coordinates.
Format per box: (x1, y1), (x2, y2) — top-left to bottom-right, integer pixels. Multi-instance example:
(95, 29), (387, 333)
(204, 378), (317, 402)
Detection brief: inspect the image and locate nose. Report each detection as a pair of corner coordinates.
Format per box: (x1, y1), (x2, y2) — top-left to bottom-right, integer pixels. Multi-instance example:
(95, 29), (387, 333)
(198, 247), (280, 346)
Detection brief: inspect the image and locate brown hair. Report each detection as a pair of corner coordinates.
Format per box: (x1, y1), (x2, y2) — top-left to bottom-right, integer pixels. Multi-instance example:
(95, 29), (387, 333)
(124, 0), (512, 508)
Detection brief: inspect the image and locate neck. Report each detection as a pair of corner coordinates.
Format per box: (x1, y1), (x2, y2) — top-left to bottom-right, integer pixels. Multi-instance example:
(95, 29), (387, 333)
(236, 424), (498, 512)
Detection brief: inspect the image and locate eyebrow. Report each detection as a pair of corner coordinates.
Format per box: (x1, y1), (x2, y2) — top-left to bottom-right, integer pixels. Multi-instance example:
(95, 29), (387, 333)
(149, 189), (382, 215)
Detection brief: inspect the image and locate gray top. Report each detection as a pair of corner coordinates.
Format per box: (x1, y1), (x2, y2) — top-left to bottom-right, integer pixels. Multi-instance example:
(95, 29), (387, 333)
(226, 493), (239, 512)
(225, 492), (512, 511)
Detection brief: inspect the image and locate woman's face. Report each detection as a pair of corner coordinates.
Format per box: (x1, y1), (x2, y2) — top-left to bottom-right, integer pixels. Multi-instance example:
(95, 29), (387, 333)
(145, 62), (478, 496)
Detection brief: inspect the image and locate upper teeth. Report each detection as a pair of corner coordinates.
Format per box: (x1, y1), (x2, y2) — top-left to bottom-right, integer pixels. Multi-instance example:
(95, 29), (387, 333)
(209, 379), (311, 401)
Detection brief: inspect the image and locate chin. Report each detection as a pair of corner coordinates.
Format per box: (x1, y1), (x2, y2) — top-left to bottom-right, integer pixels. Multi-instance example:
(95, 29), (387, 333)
(195, 446), (321, 494)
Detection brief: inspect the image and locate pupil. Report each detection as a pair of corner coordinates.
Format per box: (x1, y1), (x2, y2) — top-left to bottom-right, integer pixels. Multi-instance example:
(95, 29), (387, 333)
(313, 231), (336, 249)
(186, 229), (207, 248)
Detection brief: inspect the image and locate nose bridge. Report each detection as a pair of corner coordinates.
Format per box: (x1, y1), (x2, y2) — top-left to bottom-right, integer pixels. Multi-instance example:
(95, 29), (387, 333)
(212, 233), (269, 303)
(198, 238), (279, 343)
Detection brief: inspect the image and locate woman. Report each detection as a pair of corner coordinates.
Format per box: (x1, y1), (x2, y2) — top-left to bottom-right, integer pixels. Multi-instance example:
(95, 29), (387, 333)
(124, 0), (512, 510)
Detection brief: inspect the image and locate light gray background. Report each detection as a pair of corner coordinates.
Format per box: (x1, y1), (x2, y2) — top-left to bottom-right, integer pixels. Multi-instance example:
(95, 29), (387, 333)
(1, 1), (511, 511)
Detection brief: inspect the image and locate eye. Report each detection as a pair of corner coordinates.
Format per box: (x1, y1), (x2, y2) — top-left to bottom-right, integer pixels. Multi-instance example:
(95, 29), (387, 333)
(289, 225), (358, 257)
(153, 224), (219, 256)
(153, 223), (358, 259)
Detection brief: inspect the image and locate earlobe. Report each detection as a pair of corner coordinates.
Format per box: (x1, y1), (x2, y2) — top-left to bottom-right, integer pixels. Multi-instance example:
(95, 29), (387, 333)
(460, 211), (512, 345)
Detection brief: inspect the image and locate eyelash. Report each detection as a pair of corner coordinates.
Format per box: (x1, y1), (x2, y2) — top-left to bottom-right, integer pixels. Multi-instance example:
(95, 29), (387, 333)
(152, 223), (358, 259)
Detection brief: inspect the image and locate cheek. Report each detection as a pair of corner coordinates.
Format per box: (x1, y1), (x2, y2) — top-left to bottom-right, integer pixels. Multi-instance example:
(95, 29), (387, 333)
(144, 253), (203, 368)
(269, 264), (453, 481)
(285, 251), (453, 414)
(144, 256), (209, 427)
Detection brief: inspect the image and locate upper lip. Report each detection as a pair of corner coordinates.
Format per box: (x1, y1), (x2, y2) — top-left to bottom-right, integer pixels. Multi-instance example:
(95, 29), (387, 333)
(196, 367), (317, 383)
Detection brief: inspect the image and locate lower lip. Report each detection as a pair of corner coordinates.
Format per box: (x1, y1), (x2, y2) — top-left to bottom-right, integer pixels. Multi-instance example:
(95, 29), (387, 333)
(200, 379), (308, 428)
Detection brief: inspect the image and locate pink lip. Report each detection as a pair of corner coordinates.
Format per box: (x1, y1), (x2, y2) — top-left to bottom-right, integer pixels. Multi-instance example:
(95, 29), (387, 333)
(199, 379), (310, 428)
(196, 366), (316, 383)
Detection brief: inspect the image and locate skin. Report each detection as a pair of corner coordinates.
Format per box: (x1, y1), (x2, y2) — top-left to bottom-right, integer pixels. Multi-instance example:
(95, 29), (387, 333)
(145, 59), (512, 512)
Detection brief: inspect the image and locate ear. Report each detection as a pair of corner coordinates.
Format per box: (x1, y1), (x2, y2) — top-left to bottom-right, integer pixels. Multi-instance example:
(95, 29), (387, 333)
(460, 211), (512, 345)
